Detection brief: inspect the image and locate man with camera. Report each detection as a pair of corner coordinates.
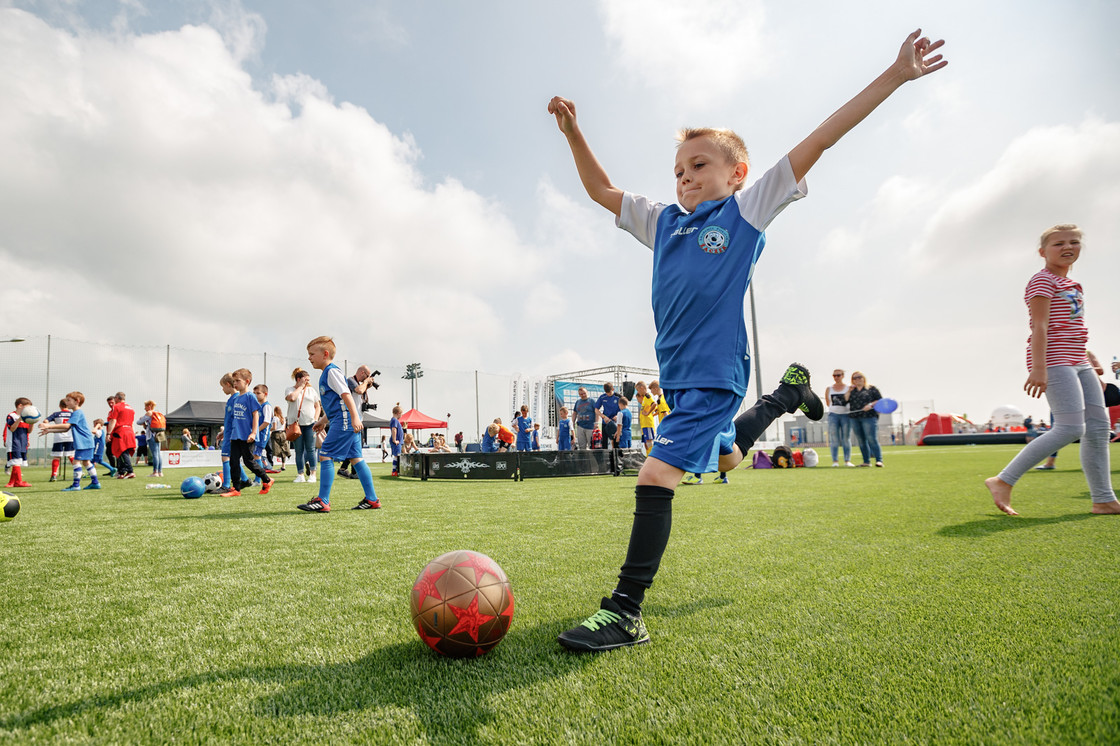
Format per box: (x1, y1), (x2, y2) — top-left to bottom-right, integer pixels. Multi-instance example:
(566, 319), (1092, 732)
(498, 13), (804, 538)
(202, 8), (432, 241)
(338, 365), (379, 478)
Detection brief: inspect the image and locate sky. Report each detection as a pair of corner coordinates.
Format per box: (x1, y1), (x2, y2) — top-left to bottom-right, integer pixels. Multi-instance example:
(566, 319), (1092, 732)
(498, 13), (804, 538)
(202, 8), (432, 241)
(1, 0), (1118, 430)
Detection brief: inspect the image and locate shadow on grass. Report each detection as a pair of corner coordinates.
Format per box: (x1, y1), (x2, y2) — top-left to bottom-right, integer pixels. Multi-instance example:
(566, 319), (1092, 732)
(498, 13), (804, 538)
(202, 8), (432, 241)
(156, 510), (308, 521)
(0, 619), (594, 742)
(938, 512), (1094, 538)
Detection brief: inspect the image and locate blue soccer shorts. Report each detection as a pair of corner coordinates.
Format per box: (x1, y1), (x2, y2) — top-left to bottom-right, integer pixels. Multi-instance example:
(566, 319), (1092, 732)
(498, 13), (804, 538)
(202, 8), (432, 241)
(649, 388), (741, 474)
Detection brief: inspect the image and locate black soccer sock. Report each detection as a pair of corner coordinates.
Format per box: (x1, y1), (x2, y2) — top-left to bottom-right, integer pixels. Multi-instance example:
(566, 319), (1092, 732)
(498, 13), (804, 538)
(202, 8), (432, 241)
(614, 485), (675, 615)
(733, 386), (800, 455)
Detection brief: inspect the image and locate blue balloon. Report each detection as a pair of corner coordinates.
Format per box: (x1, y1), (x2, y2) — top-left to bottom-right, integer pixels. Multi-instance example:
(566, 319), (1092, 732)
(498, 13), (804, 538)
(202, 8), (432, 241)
(180, 476), (206, 499)
(873, 398), (899, 414)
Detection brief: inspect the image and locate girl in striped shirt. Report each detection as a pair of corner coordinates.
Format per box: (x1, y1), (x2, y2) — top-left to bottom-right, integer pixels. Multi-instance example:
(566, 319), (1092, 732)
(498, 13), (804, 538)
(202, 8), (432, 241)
(985, 224), (1118, 515)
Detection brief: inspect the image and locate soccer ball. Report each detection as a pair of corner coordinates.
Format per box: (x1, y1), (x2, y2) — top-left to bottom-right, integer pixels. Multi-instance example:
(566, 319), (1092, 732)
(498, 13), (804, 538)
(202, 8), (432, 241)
(180, 476), (206, 499)
(1, 492), (19, 521)
(411, 549), (514, 658)
(203, 472), (224, 494)
(19, 406), (41, 425)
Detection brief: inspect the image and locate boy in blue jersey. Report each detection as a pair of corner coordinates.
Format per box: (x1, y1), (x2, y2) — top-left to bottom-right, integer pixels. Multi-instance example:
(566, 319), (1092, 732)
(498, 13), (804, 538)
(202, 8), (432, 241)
(297, 336), (381, 513)
(514, 405), (533, 451)
(251, 384), (271, 482)
(556, 407), (572, 451)
(549, 30), (946, 652)
(389, 404), (404, 476)
(616, 397), (632, 449)
(481, 423), (499, 453)
(220, 368), (274, 496)
(39, 391), (100, 491)
(91, 419), (116, 477)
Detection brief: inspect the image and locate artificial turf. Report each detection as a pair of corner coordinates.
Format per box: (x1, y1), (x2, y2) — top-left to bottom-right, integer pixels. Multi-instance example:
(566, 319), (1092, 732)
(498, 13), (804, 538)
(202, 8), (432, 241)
(1, 445), (1118, 744)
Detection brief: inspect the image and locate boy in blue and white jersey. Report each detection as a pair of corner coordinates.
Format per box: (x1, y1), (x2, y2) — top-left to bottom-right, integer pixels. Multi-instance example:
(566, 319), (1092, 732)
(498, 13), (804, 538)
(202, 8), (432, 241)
(91, 419), (116, 477)
(549, 30), (947, 652)
(297, 336), (381, 513)
(39, 391), (100, 491)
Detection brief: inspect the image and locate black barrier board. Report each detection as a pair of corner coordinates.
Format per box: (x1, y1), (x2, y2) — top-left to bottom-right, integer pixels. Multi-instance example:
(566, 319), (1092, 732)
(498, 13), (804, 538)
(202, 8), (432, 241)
(517, 449), (614, 479)
(400, 453), (425, 478)
(616, 448), (647, 472)
(425, 452), (517, 480)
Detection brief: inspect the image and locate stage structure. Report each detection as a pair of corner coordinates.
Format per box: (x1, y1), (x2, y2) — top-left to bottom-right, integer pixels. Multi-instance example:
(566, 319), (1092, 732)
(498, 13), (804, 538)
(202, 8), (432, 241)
(547, 364), (658, 430)
(401, 448), (647, 481)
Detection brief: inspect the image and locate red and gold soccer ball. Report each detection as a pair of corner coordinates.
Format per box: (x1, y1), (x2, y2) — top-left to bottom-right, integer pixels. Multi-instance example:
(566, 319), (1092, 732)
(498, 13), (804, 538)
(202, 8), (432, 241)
(410, 550), (514, 658)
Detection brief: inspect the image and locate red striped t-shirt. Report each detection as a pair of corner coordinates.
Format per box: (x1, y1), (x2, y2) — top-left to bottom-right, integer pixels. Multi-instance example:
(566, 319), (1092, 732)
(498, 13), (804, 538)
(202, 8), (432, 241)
(1024, 268), (1088, 370)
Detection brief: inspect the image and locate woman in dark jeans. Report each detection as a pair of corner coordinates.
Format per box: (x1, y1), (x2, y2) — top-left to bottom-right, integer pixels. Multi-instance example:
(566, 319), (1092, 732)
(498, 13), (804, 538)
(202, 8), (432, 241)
(848, 371), (884, 467)
(284, 368), (321, 483)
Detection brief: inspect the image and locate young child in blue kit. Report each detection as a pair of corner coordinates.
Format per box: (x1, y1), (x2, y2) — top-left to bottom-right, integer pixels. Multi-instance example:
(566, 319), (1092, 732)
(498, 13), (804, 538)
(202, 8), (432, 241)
(297, 336), (381, 513)
(549, 29), (947, 652)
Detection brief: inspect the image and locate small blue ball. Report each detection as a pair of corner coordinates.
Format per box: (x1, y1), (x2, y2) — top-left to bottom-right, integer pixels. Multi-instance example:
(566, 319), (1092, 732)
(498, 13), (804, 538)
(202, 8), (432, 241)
(180, 476), (206, 499)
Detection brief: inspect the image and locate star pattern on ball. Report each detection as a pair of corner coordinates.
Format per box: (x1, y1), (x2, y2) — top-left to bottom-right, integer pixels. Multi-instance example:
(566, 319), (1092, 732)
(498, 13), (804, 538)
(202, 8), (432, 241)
(447, 593), (496, 642)
(413, 567), (447, 606)
(455, 552), (495, 584)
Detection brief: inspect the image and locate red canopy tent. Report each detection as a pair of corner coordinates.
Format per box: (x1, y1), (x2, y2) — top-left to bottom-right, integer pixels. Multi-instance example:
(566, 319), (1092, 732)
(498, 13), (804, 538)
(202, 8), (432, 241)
(399, 408), (448, 430)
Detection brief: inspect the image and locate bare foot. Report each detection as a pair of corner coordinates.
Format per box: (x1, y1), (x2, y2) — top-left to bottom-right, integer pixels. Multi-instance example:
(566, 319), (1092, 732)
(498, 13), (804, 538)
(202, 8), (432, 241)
(1090, 500), (1120, 515)
(985, 476), (1019, 516)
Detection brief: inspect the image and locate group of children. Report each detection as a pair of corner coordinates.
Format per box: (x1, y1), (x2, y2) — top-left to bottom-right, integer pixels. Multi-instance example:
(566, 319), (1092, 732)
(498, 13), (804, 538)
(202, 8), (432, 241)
(6, 337), (383, 515)
(6, 396), (123, 489)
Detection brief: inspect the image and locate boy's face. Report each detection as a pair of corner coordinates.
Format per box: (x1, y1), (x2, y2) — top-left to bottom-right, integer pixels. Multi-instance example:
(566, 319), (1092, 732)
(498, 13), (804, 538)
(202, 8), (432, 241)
(674, 136), (747, 213)
(64, 396), (79, 409)
(221, 382), (235, 395)
(307, 345), (331, 370)
(231, 377), (248, 393)
(255, 389), (267, 403)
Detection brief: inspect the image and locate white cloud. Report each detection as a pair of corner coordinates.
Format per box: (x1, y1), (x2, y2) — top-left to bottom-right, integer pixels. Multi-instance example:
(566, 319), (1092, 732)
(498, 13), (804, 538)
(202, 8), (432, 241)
(597, 0), (771, 102)
(0, 8), (541, 371)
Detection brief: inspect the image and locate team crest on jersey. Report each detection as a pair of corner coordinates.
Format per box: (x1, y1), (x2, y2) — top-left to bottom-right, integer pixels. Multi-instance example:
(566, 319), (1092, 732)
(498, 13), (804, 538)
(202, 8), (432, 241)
(698, 226), (730, 254)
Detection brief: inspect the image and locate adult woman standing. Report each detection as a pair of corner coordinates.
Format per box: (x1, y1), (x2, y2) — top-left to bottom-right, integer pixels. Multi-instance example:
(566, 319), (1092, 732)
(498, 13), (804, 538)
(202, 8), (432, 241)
(848, 371), (884, 467)
(285, 368), (321, 483)
(825, 369), (854, 467)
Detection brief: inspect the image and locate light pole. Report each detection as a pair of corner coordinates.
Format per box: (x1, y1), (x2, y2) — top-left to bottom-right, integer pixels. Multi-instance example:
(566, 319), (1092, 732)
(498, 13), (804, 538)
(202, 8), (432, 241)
(403, 363), (423, 410)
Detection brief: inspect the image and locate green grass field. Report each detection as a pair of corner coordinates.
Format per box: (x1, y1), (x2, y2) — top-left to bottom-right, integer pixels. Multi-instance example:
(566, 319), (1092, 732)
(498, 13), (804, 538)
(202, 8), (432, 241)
(1, 446), (1118, 745)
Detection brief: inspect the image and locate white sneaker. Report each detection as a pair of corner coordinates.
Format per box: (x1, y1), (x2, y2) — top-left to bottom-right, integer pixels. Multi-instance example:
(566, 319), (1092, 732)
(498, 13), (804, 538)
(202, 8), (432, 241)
(308, 474), (316, 483)
(845, 461), (855, 467)
(832, 462), (839, 468)
(293, 474), (306, 483)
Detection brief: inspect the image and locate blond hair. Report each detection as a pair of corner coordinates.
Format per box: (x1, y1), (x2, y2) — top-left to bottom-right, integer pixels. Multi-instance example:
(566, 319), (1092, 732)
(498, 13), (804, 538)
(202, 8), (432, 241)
(306, 336), (336, 357)
(220, 372), (234, 386)
(232, 368), (253, 384)
(677, 127), (750, 170)
(1039, 223), (1081, 248)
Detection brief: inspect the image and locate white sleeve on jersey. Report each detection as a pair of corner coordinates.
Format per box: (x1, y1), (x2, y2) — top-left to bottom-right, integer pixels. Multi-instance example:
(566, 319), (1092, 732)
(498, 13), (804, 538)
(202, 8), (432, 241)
(735, 155), (807, 231)
(326, 367), (349, 397)
(616, 193), (666, 251)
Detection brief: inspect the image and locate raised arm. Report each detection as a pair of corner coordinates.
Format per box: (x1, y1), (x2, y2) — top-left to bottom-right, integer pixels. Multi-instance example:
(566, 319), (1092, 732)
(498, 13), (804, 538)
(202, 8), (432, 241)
(548, 97), (624, 217)
(787, 29), (947, 184)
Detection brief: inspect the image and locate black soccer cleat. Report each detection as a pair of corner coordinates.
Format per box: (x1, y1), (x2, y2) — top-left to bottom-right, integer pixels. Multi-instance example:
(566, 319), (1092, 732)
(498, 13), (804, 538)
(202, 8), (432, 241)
(351, 498), (381, 510)
(297, 497), (330, 513)
(557, 597), (650, 652)
(779, 363), (824, 421)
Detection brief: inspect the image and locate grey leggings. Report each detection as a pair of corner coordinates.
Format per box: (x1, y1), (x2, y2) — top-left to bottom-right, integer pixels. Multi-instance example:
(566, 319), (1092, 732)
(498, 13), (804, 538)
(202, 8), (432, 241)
(997, 363), (1116, 503)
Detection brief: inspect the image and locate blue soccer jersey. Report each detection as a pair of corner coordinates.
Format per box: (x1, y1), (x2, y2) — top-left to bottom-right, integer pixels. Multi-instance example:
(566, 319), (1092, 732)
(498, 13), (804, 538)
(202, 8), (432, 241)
(319, 363), (362, 461)
(68, 409), (95, 453)
(618, 157), (805, 396)
(390, 417), (403, 456)
(618, 409), (633, 448)
(257, 400), (271, 442)
(481, 430), (496, 452)
(229, 393), (256, 440)
(595, 394), (620, 420)
(514, 415), (532, 449)
(557, 419), (572, 451)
